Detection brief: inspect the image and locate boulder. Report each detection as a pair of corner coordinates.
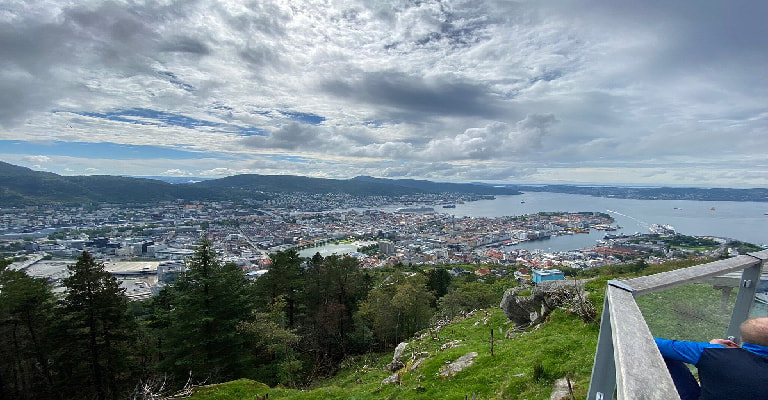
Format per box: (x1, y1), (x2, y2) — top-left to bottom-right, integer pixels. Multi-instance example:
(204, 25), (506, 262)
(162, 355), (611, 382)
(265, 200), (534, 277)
(439, 352), (478, 377)
(385, 342), (409, 372)
(500, 280), (592, 327)
(550, 377), (573, 400)
(381, 373), (400, 385)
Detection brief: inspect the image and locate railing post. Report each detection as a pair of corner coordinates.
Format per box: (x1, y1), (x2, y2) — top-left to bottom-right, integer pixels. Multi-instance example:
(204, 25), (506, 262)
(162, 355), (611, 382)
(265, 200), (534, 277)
(587, 295), (616, 400)
(726, 254), (765, 340)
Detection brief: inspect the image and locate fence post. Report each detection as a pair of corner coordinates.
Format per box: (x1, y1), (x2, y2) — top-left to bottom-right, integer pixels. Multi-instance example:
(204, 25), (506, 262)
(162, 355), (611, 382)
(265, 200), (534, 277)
(726, 254), (765, 340)
(587, 295), (616, 400)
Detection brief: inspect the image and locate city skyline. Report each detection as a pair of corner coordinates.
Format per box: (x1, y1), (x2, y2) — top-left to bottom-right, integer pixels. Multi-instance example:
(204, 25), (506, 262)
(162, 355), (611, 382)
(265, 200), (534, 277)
(1, 0), (766, 188)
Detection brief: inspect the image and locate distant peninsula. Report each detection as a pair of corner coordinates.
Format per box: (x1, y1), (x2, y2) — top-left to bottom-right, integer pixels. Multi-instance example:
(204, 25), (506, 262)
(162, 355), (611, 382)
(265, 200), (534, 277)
(495, 184), (768, 202)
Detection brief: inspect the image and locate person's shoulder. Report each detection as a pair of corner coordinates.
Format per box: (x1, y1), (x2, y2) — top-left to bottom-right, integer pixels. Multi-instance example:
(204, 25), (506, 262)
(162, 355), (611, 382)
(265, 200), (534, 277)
(743, 342), (768, 358)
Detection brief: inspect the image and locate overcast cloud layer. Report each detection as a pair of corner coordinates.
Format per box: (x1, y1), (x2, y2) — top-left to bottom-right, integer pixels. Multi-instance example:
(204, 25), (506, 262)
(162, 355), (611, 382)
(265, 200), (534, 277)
(1, 0), (766, 187)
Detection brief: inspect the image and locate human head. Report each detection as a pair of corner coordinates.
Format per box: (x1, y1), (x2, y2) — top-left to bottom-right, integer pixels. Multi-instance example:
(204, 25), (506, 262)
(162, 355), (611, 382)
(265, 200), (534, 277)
(740, 317), (768, 346)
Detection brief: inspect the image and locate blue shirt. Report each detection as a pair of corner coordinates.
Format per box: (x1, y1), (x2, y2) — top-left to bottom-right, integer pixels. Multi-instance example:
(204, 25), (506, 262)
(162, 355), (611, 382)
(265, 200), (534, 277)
(655, 337), (768, 365)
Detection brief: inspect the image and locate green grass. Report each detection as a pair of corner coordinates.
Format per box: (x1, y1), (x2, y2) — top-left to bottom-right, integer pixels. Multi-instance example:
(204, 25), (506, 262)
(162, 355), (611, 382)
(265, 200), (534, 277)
(190, 379), (270, 400)
(637, 282), (732, 342)
(189, 308), (600, 400)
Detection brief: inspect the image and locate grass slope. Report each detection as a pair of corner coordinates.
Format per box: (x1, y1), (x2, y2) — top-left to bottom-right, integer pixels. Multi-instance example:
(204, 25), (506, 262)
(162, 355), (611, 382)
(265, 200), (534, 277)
(187, 259), (719, 400)
(189, 307), (601, 400)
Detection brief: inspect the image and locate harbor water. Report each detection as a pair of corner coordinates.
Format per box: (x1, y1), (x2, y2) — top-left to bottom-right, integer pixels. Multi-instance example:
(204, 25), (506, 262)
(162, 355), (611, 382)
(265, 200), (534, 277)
(304, 192), (767, 256)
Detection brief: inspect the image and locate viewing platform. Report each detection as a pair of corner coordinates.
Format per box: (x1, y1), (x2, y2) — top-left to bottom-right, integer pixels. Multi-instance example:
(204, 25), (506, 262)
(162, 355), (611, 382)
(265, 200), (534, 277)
(588, 249), (768, 399)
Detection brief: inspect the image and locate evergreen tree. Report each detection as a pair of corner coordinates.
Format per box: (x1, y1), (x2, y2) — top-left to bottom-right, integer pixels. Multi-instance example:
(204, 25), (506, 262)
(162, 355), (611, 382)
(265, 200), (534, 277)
(0, 262), (56, 400)
(58, 251), (138, 400)
(254, 249), (305, 328)
(156, 239), (257, 384)
(425, 267), (452, 306)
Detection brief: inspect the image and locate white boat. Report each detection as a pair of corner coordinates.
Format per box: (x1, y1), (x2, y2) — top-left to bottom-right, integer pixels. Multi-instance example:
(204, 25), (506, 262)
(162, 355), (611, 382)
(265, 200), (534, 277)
(649, 224), (676, 235)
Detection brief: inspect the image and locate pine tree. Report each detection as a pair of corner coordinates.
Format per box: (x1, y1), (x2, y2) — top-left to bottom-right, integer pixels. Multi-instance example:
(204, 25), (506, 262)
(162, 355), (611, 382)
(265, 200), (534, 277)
(156, 239), (257, 384)
(0, 263), (56, 399)
(254, 249), (304, 328)
(59, 251), (138, 400)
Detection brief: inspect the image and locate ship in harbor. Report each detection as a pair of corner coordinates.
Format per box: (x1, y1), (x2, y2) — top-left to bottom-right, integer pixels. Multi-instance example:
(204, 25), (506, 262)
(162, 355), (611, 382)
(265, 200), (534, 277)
(395, 206), (435, 214)
(649, 224), (676, 235)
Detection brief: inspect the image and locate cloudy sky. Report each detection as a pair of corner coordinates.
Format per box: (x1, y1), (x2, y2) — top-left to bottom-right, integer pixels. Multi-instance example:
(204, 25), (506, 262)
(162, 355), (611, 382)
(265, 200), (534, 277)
(1, 0), (766, 187)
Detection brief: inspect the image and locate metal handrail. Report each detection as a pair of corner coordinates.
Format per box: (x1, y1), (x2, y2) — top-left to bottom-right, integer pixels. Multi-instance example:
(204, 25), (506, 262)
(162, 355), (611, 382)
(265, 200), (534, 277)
(587, 249), (768, 400)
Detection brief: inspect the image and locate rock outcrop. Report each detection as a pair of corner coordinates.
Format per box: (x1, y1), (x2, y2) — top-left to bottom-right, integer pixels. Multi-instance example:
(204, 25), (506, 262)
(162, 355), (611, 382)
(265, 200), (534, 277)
(439, 352), (478, 377)
(499, 280), (595, 327)
(550, 377), (574, 400)
(385, 342), (409, 372)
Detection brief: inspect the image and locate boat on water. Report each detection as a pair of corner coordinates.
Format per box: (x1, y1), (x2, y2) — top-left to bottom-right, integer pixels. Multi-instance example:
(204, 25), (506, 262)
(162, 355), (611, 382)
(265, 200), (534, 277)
(395, 206), (435, 214)
(442, 204), (456, 208)
(593, 224), (619, 231)
(649, 224), (676, 235)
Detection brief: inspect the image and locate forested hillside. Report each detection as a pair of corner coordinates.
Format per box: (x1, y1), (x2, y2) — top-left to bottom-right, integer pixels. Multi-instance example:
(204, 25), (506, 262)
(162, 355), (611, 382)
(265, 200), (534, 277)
(0, 161), (515, 206)
(1, 237), (712, 399)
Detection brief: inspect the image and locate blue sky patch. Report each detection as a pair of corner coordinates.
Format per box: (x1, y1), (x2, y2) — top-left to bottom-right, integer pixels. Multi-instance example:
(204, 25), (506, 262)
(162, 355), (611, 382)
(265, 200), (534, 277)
(280, 111), (326, 125)
(71, 108), (266, 137)
(0, 140), (207, 160)
(77, 108), (221, 128)
(158, 71), (195, 92)
(364, 120), (386, 128)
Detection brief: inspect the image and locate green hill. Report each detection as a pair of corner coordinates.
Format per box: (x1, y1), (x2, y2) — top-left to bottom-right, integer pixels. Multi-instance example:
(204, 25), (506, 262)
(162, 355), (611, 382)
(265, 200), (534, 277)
(192, 173), (425, 196)
(187, 306), (601, 400)
(0, 161), (519, 206)
(0, 161), (226, 205)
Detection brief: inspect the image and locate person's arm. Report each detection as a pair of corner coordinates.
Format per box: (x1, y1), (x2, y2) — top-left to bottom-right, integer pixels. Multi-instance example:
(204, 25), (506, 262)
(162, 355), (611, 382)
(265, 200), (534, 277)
(708, 338), (738, 348)
(654, 338), (725, 365)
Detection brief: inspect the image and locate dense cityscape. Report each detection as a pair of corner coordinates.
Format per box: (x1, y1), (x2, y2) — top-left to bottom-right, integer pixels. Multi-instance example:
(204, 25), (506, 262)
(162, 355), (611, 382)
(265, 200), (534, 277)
(3, 191), (749, 302)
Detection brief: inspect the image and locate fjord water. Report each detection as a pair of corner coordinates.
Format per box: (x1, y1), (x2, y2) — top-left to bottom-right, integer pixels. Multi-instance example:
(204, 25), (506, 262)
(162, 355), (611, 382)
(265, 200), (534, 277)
(447, 192), (767, 251)
(303, 192), (767, 257)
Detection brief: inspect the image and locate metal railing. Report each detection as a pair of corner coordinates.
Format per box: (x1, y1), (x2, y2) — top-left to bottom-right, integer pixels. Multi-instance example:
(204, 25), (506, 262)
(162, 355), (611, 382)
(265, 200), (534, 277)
(587, 249), (768, 400)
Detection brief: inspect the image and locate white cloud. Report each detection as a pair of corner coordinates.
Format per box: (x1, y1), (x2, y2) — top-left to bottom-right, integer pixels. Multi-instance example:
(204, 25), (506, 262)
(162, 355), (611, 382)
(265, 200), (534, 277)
(0, 0), (765, 187)
(24, 155), (51, 164)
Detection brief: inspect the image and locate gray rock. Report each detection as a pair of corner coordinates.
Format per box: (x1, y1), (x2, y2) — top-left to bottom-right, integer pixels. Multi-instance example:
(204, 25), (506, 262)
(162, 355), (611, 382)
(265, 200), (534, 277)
(409, 357), (425, 372)
(392, 342), (408, 360)
(381, 373), (400, 385)
(550, 377), (573, 400)
(385, 342), (409, 372)
(439, 352), (478, 377)
(385, 360), (405, 372)
(500, 280), (590, 327)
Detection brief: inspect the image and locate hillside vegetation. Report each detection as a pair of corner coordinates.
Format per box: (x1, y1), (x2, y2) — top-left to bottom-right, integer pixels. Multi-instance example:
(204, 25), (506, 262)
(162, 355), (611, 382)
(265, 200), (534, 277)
(188, 307), (600, 400)
(185, 258), (714, 400)
(1, 234), (721, 400)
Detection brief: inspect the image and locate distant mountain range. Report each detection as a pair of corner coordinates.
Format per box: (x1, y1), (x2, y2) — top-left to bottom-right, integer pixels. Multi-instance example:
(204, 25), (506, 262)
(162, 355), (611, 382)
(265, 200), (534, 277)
(0, 161), (765, 206)
(0, 162), (519, 206)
